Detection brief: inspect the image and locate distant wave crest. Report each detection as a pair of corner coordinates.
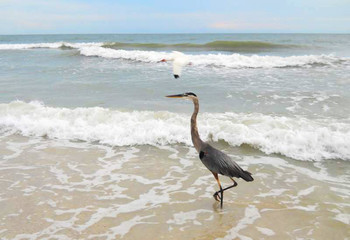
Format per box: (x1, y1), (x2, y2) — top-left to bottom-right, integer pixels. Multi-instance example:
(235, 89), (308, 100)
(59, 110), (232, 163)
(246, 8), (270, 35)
(79, 46), (345, 68)
(0, 41), (347, 69)
(1, 101), (349, 161)
(0, 42), (102, 50)
(102, 40), (291, 52)
(0, 40), (290, 52)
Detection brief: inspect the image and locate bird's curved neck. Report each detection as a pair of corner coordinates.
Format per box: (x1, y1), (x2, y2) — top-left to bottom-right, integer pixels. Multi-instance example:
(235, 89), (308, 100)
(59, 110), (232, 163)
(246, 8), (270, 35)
(191, 98), (202, 152)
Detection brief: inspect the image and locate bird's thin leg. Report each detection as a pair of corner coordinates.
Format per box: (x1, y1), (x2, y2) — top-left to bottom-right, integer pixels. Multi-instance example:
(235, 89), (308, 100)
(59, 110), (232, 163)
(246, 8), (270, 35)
(213, 177), (238, 205)
(220, 187), (223, 208)
(215, 177), (238, 193)
(212, 172), (221, 201)
(221, 178), (238, 192)
(212, 172), (224, 208)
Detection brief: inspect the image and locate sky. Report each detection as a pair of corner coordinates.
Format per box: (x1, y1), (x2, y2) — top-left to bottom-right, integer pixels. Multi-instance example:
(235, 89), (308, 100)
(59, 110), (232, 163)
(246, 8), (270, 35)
(0, 0), (349, 34)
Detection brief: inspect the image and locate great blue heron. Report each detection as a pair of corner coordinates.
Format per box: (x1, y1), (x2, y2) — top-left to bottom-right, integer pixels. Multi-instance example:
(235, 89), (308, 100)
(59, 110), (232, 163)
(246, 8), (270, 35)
(166, 92), (254, 208)
(160, 51), (191, 79)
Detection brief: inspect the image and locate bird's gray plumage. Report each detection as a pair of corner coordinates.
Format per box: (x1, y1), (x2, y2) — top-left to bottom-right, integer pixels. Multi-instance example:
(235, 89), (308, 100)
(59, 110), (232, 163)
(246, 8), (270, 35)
(199, 142), (253, 181)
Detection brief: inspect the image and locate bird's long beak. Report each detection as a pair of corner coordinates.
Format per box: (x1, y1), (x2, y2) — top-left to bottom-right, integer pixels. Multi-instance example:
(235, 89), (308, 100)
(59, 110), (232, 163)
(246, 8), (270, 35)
(166, 93), (185, 98)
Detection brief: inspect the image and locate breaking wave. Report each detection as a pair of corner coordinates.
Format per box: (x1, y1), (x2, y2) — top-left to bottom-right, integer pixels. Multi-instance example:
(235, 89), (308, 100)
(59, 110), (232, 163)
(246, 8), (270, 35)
(0, 41), (347, 68)
(0, 41), (290, 52)
(79, 46), (345, 68)
(1, 101), (349, 161)
(0, 42), (102, 50)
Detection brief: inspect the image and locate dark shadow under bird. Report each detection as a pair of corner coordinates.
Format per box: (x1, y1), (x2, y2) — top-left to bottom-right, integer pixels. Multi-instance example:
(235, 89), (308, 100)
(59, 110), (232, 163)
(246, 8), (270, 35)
(166, 92), (253, 208)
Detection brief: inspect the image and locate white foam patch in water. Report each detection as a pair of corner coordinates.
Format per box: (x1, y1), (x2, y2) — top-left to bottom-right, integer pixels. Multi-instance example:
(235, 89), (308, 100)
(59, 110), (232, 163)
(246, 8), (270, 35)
(334, 213), (350, 225)
(0, 166), (37, 171)
(243, 156), (349, 185)
(290, 204), (318, 212)
(88, 214), (156, 240)
(3, 138), (40, 160)
(285, 176), (298, 183)
(257, 188), (288, 198)
(192, 175), (217, 198)
(11, 207), (93, 240)
(1, 101), (350, 161)
(166, 209), (212, 227)
(329, 187), (350, 198)
(271, 92), (340, 113)
(256, 226), (275, 236)
(217, 205), (261, 240)
(46, 146), (142, 195)
(158, 145), (193, 168)
(22, 186), (37, 196)
(50, 166), (70, 184)
(297, 186), (316, 197)
(71, 183), (179, 233)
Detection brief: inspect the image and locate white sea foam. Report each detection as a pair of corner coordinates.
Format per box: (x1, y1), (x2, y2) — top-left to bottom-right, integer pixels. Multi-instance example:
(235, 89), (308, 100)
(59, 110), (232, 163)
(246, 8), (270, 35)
(334, 213), (350, 225)
(0, 42), (346, 68)
(1, 101), (350, 161)
(256, 227), (275, 236)
(166, 209), (212, 225)
(79, 46), (167, 63)
(298, 186), (316, 197)
(217, 205), (261, 240)
(79, 46), (344, 68)
(0, 42), (103, 50)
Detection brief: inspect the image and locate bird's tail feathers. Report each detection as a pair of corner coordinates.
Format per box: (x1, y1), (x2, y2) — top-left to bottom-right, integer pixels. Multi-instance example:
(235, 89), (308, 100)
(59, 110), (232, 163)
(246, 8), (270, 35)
(241, 170), (254, 182)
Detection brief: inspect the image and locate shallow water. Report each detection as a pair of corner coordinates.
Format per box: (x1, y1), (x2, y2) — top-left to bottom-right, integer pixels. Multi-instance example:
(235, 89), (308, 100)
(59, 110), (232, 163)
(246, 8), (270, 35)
(0, 34), (350, 239)
(0, 135), (349, 239)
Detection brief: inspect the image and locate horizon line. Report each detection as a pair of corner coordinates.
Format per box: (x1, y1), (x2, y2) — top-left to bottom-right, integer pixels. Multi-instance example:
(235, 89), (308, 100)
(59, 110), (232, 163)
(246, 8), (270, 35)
(1, 32), (349, 36)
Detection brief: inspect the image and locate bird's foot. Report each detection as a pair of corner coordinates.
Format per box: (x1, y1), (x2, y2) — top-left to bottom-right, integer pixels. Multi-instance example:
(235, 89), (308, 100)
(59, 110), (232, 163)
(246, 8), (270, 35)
(213, 191), (221, 202)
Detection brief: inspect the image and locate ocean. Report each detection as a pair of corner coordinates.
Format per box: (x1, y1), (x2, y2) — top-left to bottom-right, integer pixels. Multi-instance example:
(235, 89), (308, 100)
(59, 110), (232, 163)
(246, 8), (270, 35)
(0, 34), (349, 239)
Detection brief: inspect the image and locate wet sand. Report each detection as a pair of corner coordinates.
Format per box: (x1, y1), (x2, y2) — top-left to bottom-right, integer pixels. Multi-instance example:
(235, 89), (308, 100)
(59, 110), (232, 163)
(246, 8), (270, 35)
(0, 135), (349, 239)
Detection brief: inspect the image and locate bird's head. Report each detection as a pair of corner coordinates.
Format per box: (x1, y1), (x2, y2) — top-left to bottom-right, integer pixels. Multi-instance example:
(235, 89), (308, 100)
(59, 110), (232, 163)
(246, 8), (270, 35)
(166, 92), (197, 100)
